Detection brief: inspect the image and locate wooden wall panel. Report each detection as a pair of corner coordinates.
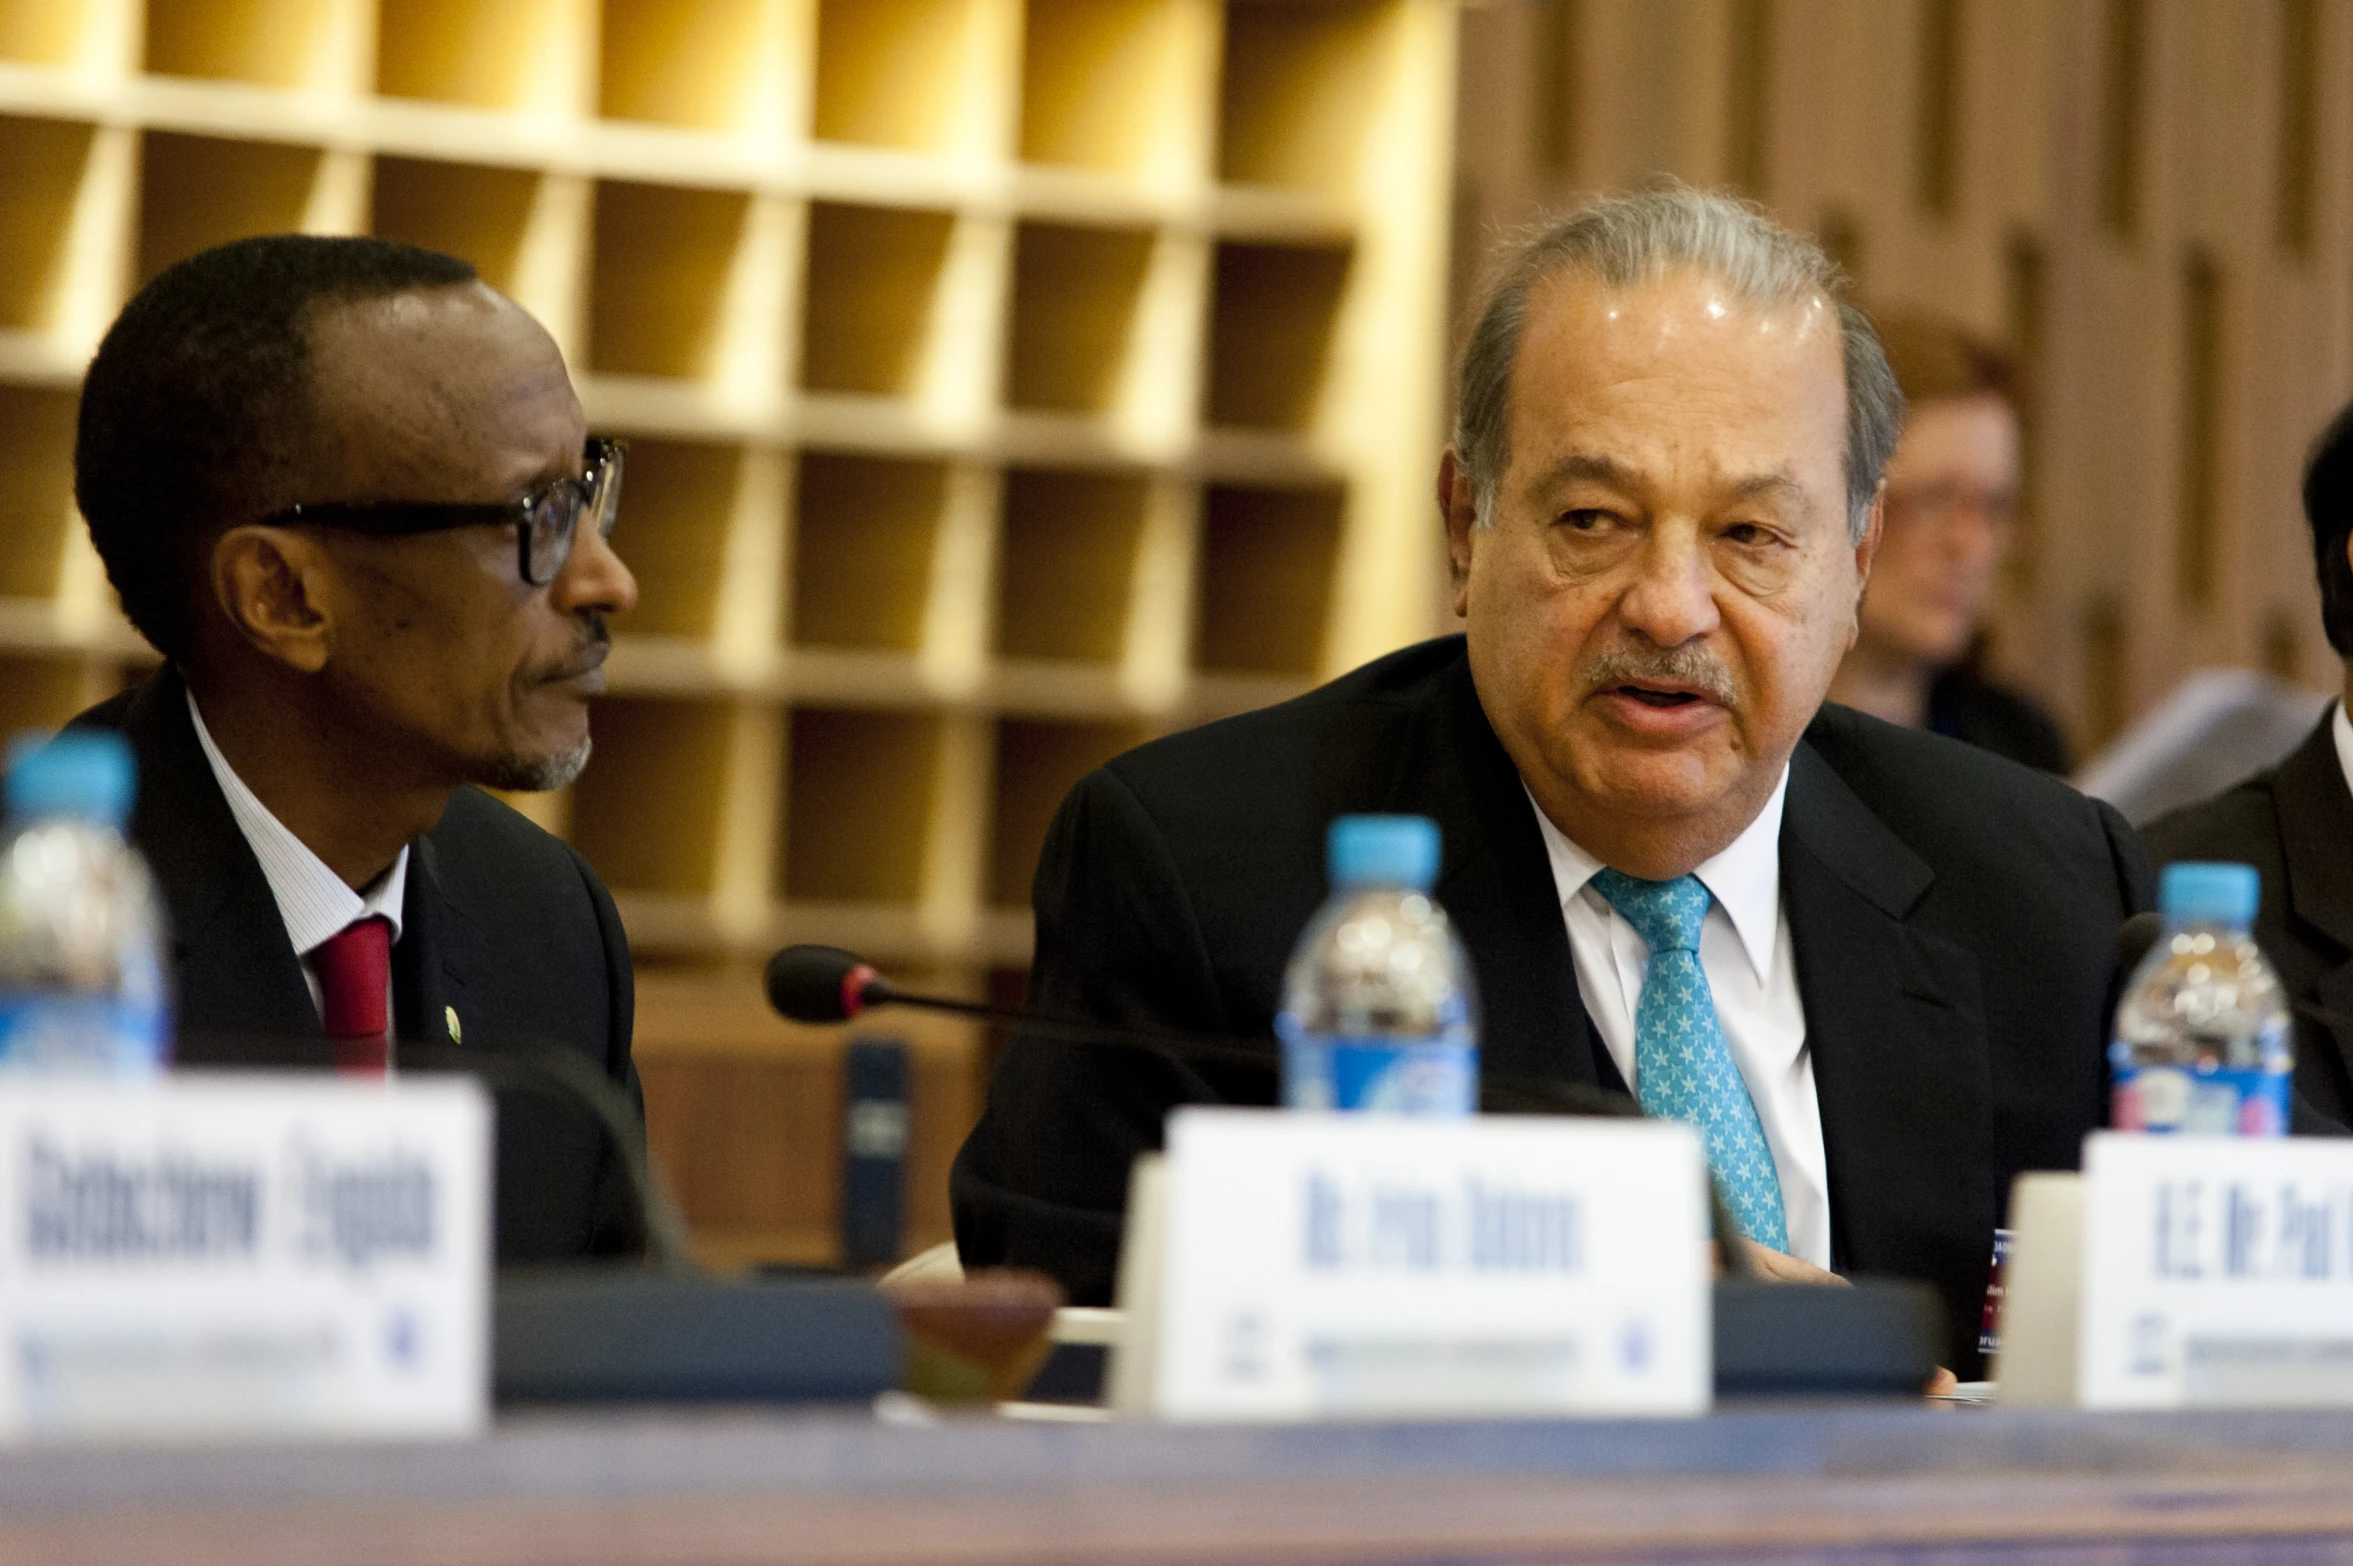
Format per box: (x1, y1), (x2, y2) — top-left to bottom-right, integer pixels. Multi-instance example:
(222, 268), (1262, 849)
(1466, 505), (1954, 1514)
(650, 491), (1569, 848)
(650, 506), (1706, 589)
(1454, 0), (2353, 754)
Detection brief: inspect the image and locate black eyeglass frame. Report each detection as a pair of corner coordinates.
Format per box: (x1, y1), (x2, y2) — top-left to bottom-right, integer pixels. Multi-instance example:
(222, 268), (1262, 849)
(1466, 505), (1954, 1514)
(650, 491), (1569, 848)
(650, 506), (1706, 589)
(263, 438), (627, 587)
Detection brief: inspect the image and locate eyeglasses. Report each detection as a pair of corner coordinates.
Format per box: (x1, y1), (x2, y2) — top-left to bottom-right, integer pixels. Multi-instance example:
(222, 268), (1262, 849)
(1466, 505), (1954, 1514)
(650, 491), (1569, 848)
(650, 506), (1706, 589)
(1884, 479), (2017, 534)
(264, 438), (627, 587)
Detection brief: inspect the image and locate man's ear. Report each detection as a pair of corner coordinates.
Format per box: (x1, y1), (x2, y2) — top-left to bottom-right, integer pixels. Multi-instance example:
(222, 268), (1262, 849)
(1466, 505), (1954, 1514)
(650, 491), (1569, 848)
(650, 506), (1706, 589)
(1438, 448), (1482, 621)
(1852, 480), (1886, 581)
(210, 526), (333, 674)
(1844, 481), (1887, 650)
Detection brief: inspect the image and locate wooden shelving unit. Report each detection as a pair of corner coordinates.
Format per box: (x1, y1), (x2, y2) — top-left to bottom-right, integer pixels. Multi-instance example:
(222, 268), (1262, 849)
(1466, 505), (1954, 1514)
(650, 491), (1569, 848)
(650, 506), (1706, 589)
(0, 0), (1459, 1267)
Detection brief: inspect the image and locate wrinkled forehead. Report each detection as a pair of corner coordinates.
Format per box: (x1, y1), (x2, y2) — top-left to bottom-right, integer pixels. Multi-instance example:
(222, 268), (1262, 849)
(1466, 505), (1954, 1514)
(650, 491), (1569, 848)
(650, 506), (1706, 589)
(1519, 266), (1844, 396)
(303, 282), (583, 503)
(1509, 266), (1849, 488)
(1532, 258), (1837, 340)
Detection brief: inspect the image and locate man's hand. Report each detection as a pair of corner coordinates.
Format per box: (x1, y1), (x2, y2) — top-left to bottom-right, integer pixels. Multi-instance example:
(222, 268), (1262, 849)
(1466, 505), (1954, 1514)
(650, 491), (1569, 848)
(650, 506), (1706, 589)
(1732, 1238), (1849, 1285)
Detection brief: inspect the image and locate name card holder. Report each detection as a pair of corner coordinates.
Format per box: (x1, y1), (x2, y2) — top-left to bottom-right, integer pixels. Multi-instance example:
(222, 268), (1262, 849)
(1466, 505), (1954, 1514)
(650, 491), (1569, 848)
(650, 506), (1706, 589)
(1111, 1108), (1711, 1421)
(0, 1075), (491, 1443)
(1998, 1132), (2353, 1410)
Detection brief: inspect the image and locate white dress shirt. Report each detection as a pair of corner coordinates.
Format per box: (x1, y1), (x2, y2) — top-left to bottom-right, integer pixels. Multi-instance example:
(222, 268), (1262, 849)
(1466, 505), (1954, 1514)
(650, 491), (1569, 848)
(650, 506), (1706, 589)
(186, 689), (406, 1024)
(1528, 769), (1833, 1267)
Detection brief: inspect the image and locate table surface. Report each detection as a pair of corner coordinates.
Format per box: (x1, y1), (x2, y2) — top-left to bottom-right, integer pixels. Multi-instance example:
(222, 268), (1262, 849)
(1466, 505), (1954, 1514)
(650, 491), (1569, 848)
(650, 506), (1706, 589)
(5, 1399), (2353, 1564)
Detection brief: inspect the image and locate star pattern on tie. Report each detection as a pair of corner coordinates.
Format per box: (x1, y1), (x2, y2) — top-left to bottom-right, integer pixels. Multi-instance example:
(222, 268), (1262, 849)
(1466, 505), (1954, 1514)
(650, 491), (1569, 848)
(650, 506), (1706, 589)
(1588, 867), (1789, 1254)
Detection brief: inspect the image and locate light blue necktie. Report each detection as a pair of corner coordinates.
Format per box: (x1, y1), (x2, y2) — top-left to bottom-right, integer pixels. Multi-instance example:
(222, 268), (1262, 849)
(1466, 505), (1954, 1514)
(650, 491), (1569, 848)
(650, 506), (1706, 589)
(1587, 869), (1789, 1253)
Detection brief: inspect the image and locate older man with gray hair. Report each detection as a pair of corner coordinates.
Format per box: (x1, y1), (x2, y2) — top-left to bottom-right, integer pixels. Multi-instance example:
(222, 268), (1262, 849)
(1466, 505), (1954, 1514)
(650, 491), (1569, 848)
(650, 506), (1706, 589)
(954, 186), (2149, 1374)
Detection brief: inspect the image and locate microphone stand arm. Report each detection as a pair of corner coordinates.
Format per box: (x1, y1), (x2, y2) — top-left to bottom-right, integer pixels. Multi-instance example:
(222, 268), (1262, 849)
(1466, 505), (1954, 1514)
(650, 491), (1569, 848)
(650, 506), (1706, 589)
(853, 983), (1760, 1278)
(860, 983), (1280, 1072)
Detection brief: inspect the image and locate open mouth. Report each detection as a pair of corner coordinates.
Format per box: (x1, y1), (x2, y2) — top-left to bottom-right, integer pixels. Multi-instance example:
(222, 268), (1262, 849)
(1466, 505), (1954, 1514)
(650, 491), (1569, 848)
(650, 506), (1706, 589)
(1609, 684), (1707, 709)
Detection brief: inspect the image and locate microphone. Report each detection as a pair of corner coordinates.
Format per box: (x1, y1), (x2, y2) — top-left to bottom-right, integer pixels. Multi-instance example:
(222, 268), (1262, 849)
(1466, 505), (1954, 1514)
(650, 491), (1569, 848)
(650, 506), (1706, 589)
(2118, 911), (2164, 975)
(174, 1030), (695, 1272)
(762, 944), (1758, 1273)
(769, 944), (1652, 1115)
(766, 943), (892, 1023)
(404, 1041), (698, 1273)
(764, 944), (1279, 1071)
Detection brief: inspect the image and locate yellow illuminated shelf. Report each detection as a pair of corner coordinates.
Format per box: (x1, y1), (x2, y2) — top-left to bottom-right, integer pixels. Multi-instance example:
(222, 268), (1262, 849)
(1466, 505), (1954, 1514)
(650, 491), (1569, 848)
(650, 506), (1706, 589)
(0, 0), (1458, 1266)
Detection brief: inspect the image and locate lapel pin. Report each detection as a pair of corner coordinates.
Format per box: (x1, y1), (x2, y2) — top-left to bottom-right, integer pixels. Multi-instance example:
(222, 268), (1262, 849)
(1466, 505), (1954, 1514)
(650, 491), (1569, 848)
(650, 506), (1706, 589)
(445, 1005), (462, 1045)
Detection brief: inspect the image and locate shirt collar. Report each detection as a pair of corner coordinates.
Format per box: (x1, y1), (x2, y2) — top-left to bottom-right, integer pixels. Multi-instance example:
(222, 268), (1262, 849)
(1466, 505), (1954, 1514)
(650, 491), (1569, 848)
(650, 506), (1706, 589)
(1529, 763), (1790, 979)
(185, 688), (406, 957)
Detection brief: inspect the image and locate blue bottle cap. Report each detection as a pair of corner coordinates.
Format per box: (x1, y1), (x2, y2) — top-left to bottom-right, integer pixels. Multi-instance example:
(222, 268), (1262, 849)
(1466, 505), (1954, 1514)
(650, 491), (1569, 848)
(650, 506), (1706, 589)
(2157, 861), (2259, 927)
(1327, 814), (1441, 891)
(5, 729), (136, 827)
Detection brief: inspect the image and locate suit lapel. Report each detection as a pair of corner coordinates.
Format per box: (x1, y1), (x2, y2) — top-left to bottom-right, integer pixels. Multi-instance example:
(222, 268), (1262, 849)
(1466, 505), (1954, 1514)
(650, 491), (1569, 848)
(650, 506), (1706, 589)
(114, 670), (321, 1053)
(396, 831), (482, 1054)
(102, 671), (488, 1066)
(2271, 715), (2353, 1088)
(1781, 742), (1992, 1275)
(1405, 657), (1602, 1095)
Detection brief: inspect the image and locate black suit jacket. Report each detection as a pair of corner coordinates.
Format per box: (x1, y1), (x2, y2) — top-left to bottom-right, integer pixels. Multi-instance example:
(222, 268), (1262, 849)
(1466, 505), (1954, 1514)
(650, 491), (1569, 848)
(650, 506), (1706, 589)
(69, 669), (645, 1262)
(2144, 712), (2353, 1129)
(953, 637), (2152, 1372)
(1928, 667), (2071, 773)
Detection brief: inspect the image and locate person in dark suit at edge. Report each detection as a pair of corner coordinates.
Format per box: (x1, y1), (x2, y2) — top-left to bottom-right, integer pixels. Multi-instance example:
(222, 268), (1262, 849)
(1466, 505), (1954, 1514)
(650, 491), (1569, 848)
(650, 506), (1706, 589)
(1825, 310), (2070, 772)
(952, 188), (2151, 1374)
(2143, 400), (2353, 1130)
(63, 235), (646, 1260)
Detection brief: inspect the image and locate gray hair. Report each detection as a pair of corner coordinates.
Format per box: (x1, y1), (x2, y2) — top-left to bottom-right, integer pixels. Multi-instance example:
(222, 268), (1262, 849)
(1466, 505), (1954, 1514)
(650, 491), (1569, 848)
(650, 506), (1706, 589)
(1454, 185), (1903, 544)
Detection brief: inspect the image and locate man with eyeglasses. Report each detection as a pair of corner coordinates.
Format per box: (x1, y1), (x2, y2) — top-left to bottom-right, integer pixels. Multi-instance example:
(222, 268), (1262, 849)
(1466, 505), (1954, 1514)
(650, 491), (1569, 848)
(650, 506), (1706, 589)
(62, 234), (645, 1261)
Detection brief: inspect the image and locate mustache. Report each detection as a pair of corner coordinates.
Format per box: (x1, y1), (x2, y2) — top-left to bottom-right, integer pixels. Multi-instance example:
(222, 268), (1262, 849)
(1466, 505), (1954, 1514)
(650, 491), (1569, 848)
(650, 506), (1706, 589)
(536, 615), (613, 682)
(1577, 641), (1738, 705)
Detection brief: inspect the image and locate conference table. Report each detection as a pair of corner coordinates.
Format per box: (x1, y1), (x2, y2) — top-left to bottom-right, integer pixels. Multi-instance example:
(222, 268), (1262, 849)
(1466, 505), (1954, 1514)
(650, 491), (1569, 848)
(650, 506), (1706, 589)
(5, 1399), (2353, 1563)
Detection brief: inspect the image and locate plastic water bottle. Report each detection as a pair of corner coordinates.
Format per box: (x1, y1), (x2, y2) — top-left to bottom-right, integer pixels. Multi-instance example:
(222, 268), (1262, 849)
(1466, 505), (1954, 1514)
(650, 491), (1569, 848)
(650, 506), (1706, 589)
(0, 731), (170, 1072)
(1277, 815), (1478, 1114)
(2110, 861), (2289, 1136)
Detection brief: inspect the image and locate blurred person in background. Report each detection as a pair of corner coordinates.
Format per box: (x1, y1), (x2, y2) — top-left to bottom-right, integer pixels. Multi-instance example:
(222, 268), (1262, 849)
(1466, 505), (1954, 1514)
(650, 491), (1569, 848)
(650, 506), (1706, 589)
(1826, 311), (2069, 772)
(2142, 400), (2353, 1129)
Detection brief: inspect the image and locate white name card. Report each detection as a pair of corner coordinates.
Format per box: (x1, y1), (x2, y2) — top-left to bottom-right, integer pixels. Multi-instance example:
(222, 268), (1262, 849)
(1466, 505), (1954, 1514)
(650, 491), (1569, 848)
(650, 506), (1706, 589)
(0, 1075), (491, 1443)
(1118, 1108), (1710, 1421)
(2081, 1131), (2353, 1409)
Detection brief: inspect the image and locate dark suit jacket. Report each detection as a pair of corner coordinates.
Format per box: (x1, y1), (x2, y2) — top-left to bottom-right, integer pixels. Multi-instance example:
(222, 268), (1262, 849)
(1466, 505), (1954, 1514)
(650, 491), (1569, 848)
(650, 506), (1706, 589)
(2144, 712), (2353, 1129)
(70, 668), (646, 1263)
(1928, 667), (2071, 774)
(953, 637), (2152, 1373)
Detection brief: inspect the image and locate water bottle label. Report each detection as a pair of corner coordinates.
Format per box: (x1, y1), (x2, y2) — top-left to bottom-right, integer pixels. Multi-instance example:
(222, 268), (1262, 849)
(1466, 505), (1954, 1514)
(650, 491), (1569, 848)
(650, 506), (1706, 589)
(2110, 1057), (2289, 1137)
(1282, 1034), (1475, 1115)
(0, 993), (168, 1073)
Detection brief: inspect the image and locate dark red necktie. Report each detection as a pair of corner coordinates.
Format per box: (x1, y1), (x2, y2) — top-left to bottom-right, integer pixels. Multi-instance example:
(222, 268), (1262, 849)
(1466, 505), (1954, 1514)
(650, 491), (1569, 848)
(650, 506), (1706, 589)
(314, 915), (391, 1076)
